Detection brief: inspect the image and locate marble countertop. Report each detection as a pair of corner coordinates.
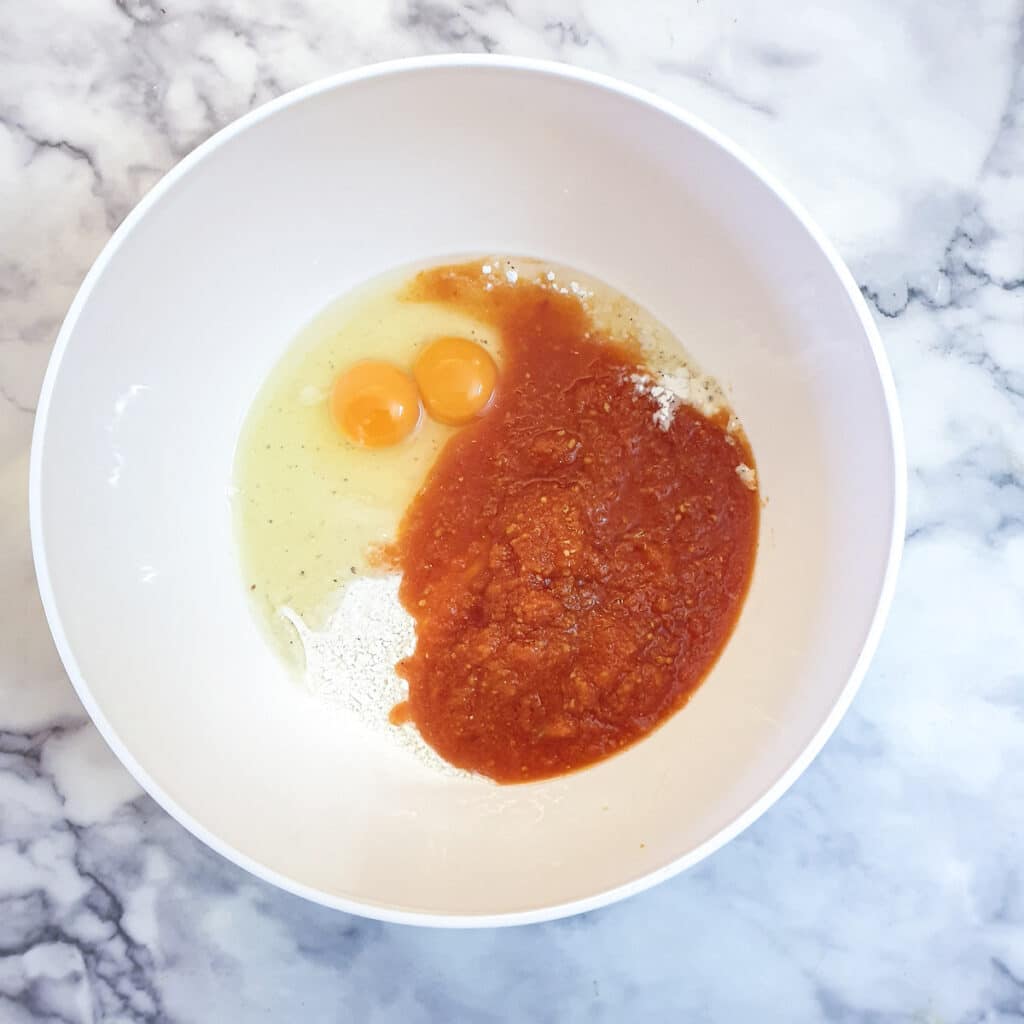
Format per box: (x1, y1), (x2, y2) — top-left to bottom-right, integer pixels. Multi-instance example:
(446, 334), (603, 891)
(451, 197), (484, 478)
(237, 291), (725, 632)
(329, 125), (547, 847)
(2, 1), (1023, 1020)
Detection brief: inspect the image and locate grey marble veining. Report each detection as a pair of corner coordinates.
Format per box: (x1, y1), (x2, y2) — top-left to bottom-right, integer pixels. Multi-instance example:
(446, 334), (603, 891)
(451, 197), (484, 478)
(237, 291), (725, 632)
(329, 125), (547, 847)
(2, 1), (1023, 1020)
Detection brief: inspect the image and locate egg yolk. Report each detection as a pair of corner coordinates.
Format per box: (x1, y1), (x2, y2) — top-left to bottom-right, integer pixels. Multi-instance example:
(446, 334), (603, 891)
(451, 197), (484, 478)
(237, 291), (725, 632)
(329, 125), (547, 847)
(413, 336), (498, 426)
(329, 361), (421, 447)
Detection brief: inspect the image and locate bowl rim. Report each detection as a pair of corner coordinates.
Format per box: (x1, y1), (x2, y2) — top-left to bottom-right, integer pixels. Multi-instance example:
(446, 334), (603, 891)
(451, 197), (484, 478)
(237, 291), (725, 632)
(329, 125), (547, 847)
(29, 53), (907, 928)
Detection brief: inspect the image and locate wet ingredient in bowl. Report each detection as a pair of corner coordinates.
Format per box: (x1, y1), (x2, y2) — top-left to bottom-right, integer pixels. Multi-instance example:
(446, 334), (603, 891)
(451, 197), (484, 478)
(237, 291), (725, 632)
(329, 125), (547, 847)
(386, 262), (760, 783)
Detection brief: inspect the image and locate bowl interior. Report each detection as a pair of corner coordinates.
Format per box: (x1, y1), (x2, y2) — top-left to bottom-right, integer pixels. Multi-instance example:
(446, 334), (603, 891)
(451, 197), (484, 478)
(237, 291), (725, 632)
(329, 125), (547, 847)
(33, 61), (900, 923)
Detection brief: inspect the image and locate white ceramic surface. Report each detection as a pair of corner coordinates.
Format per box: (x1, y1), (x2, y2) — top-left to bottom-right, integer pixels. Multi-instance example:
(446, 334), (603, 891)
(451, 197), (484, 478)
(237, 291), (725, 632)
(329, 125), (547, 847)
(29, 57), (904, 926)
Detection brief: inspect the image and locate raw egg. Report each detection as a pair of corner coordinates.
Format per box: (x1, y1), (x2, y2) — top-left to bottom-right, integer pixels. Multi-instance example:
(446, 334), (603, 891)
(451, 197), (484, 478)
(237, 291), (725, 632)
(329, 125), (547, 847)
(414, 336), (497, 426)
(330, 360), (420, 447)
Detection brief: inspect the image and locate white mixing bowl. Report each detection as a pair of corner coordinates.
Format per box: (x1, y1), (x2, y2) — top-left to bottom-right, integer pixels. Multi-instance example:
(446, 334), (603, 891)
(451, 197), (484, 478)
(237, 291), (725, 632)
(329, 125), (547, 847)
(30, 57), (904, 926)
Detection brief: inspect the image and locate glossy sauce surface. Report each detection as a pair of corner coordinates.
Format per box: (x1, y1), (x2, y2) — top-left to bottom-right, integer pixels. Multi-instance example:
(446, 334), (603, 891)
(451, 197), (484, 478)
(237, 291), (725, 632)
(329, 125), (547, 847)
(389, 263), (759, 783)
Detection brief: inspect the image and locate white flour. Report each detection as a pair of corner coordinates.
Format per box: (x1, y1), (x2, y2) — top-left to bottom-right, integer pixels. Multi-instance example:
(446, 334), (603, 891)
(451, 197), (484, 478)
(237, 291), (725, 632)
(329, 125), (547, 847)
(630, 367), (723, 429)
(280, 575), (470, 777)
(735, 463), (758, 490)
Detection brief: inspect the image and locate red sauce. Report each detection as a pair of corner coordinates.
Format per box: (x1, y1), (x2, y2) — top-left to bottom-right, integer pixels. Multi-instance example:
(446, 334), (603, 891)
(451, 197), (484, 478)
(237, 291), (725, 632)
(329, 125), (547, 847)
(388, 700), (411, 726)
(388, 263), (759, 783)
